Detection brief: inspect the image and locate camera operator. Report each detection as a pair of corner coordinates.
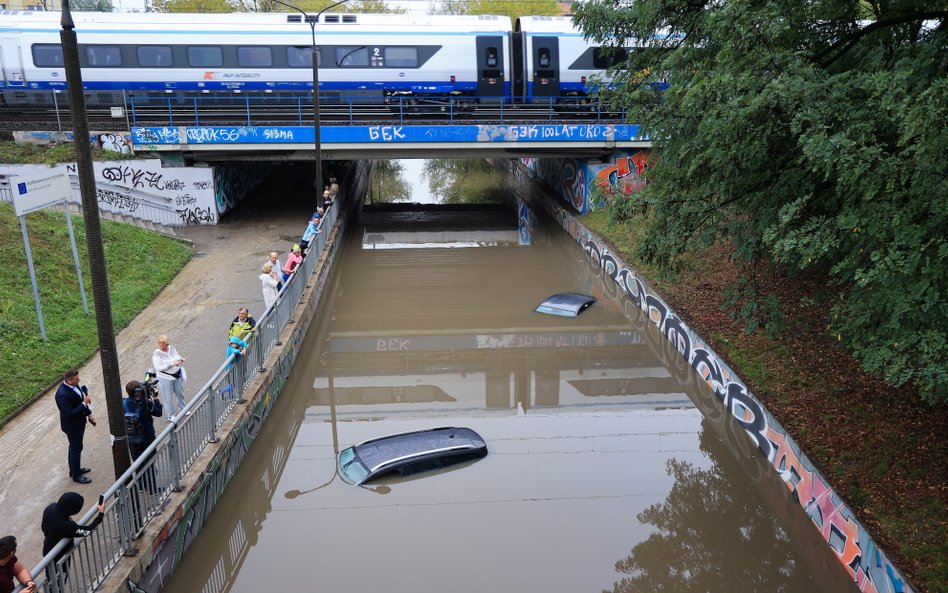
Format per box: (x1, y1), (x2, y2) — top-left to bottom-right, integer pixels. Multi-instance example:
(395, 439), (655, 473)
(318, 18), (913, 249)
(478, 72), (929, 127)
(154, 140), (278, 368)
(123, 377), (162, 462)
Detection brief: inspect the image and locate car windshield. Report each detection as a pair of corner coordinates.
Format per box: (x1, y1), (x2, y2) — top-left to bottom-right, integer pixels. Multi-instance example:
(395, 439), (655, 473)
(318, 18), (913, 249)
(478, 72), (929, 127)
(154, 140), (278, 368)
(338, 446), (370, 485)
(535, 292), (596, 317)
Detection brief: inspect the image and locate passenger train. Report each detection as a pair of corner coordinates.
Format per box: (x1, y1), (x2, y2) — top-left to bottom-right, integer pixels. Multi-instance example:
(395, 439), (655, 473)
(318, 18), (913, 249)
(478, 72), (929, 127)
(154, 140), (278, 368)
(0, 10), (664, 110)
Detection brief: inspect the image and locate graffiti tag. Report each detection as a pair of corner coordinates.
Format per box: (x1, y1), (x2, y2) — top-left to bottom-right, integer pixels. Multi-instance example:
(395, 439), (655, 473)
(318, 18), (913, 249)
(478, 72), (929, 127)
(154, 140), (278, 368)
(367, 126), (405, 141)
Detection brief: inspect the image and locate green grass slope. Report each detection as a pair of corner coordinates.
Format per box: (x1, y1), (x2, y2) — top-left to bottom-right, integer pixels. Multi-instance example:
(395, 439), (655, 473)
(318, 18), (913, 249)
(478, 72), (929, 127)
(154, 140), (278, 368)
(0, 201), (192, 422)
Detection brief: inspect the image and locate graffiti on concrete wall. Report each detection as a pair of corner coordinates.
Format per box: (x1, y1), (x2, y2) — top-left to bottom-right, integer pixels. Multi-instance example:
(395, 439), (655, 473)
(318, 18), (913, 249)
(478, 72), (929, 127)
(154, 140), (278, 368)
(498, 157), (911, 593)
(75, 160), (217, 225)
(96, 133), (133, 154)
(12, 130), (134, 154)
(2, 160), (217, 226)
(213, 163), (270, 216)
(520, 151), (650, 214)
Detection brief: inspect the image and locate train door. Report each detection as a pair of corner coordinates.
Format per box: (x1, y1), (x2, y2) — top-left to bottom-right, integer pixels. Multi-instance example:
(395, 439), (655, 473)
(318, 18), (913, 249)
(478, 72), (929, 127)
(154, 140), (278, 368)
(0, 39), (25, 87)
(530, 36), (560, 99)
(475, 36), (505, 100)
(511, 30), (524, 102)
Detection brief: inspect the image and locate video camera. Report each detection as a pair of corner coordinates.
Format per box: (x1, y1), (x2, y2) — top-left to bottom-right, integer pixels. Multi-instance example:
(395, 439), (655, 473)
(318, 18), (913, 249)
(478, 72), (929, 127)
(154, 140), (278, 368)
(132, 369), (160, 403)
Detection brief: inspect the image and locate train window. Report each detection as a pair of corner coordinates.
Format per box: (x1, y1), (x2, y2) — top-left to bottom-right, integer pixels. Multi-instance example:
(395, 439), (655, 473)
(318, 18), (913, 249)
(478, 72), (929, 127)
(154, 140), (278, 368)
(238, 46), (273, 68)
(85, 45), (122, 67)
(137, 46), (173, 68)
(188, 46), (223, 68)
(336, 46), (369, 67)
(287, 47), (320, 68)
(593, 47), (627, 69)
(32, 44), (64, 68)
(384, 47), (417, 68)
(538, 48), (550, 68)
(486, 47), (498, 67)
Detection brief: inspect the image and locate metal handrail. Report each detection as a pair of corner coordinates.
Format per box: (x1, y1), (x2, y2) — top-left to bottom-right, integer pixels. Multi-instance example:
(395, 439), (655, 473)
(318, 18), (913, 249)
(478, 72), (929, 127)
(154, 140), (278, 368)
(18, 203), (338, 593)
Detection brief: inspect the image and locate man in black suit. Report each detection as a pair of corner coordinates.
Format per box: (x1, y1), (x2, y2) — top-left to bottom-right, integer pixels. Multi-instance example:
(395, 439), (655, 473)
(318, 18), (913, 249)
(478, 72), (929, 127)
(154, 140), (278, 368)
(55, 369), (93, 484)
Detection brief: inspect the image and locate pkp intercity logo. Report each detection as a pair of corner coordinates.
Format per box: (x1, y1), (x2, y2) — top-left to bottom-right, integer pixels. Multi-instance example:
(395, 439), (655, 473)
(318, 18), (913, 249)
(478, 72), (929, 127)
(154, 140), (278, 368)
(17, 182), (27, 195)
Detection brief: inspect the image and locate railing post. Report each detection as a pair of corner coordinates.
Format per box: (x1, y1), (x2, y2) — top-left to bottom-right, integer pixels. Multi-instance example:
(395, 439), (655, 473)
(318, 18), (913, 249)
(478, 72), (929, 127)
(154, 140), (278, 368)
(168, 429), (184, 492)
(53, 91), (63, 132)
(193, 96), (200, 126)
(207, 377), (219, 442)
(116, 483), (139, 555)
(167, 97), (174, 126)
(129, 94), (137, 127)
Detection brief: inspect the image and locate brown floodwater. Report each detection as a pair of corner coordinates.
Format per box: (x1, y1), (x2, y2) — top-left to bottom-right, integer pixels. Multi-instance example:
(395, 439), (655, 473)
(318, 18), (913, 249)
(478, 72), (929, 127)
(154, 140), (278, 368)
(165, 205), (858, 593)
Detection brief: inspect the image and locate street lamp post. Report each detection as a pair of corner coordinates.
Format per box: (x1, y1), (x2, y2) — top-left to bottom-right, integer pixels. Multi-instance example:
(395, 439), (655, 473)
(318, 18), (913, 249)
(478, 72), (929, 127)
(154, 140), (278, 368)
(60, 0), (131, 476)
(271, 0), (350, 205)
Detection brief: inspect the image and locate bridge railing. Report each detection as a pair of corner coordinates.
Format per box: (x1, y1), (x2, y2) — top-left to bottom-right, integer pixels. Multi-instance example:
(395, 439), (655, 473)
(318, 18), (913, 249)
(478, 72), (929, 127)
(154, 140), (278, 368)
(17, 203), (337, 593)
(127, 93), (626, 126)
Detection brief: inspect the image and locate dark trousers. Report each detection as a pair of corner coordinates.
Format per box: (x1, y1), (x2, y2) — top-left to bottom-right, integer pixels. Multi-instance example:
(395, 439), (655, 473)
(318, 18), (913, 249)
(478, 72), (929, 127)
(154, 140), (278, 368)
(129, 441), (158, 494)
(65, 426), (85, 476)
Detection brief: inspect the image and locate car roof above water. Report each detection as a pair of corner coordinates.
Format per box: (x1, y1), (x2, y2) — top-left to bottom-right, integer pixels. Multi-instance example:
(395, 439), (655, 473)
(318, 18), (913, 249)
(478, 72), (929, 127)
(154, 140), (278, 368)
(354, 426), (486, 473)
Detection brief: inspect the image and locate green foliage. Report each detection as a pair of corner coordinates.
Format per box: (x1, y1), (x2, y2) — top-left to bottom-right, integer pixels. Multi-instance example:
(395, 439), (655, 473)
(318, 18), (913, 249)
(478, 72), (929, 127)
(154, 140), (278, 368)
(0, 203), (192, 421)
(428, 0), (466, 14)
(467, 0), (561, 20)
(574, 0), (948, 402)
(69, 0), (115, 11)
(366, 159), (412, 204)
(152, 0), (235, 12)
(423, 158), (507, 204)
(435, 0), (561, 19)
(253, 0), (402, 12)
(0, 142), (135, 165)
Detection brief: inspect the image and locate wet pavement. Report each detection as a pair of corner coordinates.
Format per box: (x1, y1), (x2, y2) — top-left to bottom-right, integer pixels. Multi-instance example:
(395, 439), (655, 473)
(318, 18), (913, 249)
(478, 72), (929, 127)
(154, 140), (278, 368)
(0, 186), (313, 569)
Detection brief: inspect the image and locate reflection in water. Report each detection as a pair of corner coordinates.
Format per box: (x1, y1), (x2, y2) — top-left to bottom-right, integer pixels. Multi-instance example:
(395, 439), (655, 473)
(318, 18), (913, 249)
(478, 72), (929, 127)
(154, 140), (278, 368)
(164, 205), (857, 593)
(608, 423), (827, 593)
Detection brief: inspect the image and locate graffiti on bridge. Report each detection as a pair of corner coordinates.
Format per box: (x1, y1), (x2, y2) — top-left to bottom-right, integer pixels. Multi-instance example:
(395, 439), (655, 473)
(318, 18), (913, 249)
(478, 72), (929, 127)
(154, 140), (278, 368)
(133, 127), (180, 145)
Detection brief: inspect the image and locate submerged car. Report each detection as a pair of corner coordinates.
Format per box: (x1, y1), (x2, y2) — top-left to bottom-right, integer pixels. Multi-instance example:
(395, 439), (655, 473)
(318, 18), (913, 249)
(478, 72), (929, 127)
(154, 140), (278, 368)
(338, 426), (488, 486)
(535, 292), (596, 317)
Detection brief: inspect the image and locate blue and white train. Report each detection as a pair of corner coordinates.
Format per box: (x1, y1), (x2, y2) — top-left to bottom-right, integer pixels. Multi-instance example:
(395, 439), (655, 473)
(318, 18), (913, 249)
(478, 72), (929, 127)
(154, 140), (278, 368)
(0, 10), (663, 109)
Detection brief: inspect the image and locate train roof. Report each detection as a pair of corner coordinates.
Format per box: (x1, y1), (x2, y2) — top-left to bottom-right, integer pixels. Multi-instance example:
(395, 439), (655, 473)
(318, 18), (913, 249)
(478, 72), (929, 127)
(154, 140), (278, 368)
(0, 10), (513, 33)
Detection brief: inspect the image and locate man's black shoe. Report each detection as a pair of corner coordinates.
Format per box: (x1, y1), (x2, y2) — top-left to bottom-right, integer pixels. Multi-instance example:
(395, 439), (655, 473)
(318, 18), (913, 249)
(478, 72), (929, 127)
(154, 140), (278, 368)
(77, 467), (91, 474)
(72, 475), (92, 484)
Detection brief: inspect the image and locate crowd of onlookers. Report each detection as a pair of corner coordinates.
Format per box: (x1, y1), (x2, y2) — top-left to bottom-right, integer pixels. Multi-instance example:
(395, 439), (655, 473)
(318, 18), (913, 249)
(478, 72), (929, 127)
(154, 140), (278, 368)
(0, 177), (343, 593)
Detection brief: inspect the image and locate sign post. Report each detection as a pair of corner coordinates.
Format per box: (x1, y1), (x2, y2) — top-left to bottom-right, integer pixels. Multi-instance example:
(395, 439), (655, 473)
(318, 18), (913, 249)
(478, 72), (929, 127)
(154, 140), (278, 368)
(12, 167), (87, 340)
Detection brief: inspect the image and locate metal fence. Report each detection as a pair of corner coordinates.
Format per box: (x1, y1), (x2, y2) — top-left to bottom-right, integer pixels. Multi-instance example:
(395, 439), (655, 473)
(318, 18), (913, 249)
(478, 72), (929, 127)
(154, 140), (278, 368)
(17, 203), (336, 593)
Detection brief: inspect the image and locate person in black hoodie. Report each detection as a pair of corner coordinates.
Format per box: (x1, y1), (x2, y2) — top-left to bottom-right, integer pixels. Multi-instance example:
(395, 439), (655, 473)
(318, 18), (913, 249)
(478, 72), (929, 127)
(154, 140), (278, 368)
(41, 492), (105, 581)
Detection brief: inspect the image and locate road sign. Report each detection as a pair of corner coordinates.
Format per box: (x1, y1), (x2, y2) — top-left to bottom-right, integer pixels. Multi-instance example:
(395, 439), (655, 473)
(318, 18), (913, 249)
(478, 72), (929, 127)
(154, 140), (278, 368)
(12, 167), (71, 216)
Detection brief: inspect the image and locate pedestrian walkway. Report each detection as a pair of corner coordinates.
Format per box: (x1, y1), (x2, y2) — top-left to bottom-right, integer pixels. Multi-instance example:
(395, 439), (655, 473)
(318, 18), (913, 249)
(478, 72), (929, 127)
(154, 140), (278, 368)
(0, 189), (313, 568)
